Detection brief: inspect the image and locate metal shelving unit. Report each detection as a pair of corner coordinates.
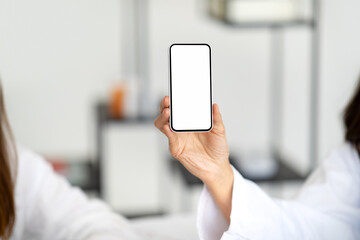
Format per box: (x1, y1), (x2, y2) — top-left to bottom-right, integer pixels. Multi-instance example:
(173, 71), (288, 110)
(207, 0), (320, 175)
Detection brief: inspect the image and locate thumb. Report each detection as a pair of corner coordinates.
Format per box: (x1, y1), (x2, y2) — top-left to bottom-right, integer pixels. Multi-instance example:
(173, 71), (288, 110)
(163, 124), (176, 143)
(212, 104), (225, 134)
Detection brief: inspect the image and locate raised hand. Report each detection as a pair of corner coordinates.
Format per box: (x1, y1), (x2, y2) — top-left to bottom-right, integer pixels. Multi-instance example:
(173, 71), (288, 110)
(154, 96), (233, 223)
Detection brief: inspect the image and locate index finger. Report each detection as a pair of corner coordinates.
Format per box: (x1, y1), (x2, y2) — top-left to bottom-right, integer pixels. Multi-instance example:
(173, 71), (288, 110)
(159, 96), (170, 113)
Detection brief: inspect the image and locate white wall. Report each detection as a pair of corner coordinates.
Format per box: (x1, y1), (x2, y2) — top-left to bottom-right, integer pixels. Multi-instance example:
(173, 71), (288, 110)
(0, 0), (122, 158)
(318, 0), (360, 160)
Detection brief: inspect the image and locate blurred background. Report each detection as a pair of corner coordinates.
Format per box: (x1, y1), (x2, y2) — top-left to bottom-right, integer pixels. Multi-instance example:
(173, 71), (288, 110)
(0, 0), (360, 238)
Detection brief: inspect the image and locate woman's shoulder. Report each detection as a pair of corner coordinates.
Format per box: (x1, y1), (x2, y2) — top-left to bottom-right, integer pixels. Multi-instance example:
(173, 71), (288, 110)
(16, 145), (52, 175)
(296, 142), (360, 208)
(15, 145), (52, 194)
(325, 142), (360, 175)
(12, 146), (55, 239)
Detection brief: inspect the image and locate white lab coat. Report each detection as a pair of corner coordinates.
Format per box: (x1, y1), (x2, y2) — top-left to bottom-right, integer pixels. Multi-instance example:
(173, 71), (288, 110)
(11, 147), (140, 240)
(197, 143), (360, 240)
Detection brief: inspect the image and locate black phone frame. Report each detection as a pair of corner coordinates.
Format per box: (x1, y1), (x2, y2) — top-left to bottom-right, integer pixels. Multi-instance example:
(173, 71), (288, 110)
(169, 43), (213, 132)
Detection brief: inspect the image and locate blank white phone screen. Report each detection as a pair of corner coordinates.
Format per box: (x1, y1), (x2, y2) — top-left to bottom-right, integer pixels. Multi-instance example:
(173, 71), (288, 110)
(170, 44), (212, 131)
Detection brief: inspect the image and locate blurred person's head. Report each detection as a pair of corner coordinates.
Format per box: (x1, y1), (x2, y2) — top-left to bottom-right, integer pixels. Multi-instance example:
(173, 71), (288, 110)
(0, 82), (16, 239)
(344, 76), (360, 155)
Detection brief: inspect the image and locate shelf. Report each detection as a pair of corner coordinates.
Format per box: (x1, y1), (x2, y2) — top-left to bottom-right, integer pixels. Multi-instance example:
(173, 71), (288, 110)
(208, 0), (316, 29)
(96, 102), (154, 124)
(170, 155), (307, 187)
(212, 17), (315, 29)
(52, 161), (100, 192)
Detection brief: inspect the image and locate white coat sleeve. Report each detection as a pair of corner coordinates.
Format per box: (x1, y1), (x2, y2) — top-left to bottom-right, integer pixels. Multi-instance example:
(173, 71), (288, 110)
(197, 145), (360, 240)
(17, 149), (140, 240)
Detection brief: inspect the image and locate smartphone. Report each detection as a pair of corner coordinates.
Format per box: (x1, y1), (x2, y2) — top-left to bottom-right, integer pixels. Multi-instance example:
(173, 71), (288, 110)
(169, 43), (213, 132)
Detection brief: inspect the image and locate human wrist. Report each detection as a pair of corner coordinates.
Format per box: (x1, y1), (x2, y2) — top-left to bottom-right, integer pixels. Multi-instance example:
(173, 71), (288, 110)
(202, 160), (233, 191)
(202, 161), (234, 224)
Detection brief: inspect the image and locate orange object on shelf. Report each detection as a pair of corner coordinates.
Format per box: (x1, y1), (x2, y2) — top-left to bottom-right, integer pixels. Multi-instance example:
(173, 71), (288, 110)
(109, 83), (126, 118)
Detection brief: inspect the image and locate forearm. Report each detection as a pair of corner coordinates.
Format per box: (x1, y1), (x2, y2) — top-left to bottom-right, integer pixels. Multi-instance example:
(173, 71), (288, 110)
(203, 163), (234, 224)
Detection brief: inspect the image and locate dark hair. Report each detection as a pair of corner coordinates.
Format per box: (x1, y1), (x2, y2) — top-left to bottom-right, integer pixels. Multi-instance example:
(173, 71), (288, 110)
(0, 82), (16, 239)
(344, 77), (360, 155)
